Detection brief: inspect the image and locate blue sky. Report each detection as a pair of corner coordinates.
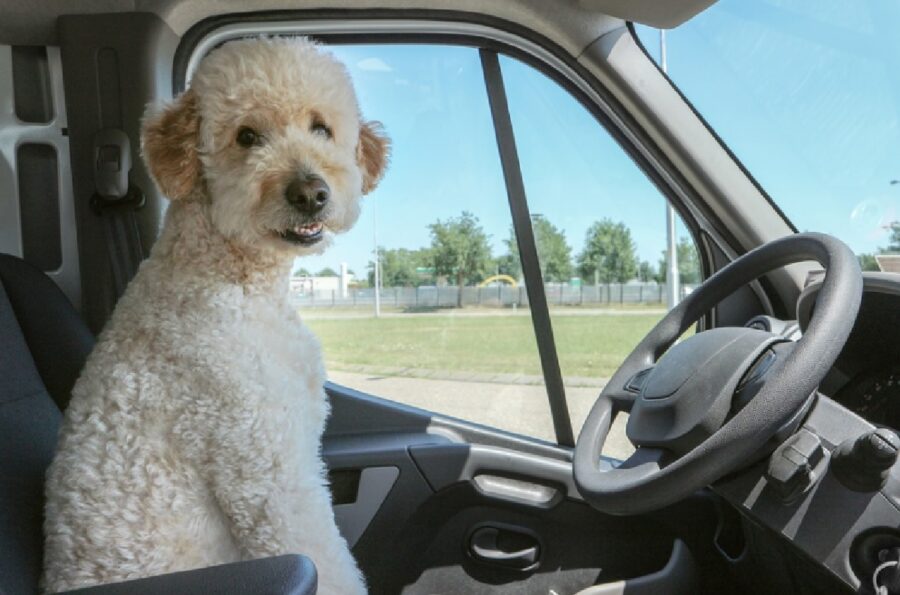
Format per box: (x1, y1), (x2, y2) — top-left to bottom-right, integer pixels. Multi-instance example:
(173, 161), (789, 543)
(300, 44), (682, 277)
(298, 0), (899, 277)
(637, 0), (900, 252)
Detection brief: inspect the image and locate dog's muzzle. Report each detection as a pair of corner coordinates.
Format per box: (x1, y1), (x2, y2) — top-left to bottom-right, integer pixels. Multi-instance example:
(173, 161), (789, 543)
(276, 173), (329, 246)
(285, 174), (330, 215)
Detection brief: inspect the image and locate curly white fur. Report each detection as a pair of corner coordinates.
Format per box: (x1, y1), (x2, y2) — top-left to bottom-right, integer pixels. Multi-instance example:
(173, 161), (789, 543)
(42, 37), (388, 594)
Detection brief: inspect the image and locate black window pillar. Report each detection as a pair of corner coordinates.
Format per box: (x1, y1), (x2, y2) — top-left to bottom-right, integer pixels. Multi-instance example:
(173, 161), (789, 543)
(480, 49), (575, 447)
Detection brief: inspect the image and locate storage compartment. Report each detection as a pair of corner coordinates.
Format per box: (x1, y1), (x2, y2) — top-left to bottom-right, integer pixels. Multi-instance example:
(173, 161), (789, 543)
(714, 499), (747, 562)
(16, 143), (61, 271)
(11, 46), (53, 123)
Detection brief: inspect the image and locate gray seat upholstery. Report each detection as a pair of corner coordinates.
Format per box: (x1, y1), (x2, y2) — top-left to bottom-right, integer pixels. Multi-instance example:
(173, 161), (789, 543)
(0, 254), (94, 594)
(0, 253), (318, 595)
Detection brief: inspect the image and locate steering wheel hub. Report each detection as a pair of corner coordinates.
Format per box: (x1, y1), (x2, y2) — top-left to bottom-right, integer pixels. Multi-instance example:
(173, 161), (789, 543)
(628, 327), (787, 454)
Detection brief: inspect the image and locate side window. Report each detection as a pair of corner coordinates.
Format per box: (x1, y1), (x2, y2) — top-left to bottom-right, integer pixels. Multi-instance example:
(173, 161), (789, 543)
(287, 43), (702, 448)
(298, 45), (556, 440)
(499, 56), (702, 456)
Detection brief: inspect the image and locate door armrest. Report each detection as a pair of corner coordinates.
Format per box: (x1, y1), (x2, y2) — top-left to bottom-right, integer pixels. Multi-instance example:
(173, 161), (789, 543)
(58, 554), (316, 595)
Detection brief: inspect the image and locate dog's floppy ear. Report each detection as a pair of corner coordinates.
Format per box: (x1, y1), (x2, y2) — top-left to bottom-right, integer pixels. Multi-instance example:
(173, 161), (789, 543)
(357, 120), (390, 194)
(141, 89), (201, 201)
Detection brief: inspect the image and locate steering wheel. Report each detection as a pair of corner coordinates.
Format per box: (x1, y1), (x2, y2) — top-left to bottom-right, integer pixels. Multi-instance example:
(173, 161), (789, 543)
(573, 233), (862, 515)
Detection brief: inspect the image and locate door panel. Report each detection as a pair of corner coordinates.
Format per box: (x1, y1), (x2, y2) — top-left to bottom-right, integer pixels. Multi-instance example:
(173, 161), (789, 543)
(323, 384), (706, 594)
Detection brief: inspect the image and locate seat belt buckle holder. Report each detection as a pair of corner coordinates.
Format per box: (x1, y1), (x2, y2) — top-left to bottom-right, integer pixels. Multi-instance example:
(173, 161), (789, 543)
(90, 128), (145, 213)
(92, 128), (131, 199)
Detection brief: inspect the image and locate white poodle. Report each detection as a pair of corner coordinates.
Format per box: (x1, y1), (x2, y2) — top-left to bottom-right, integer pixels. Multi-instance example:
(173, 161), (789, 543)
(43, 37), (388, 594)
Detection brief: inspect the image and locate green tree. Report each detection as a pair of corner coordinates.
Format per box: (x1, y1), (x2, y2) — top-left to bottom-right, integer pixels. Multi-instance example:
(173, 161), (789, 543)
(637, 260), (656, 282)
(293, 267), (311, 277)
(368, 248), (433, 287)
(317, 267), (337, 277)
(495, 252), (519, 280)
(577, 219), (638, 283)
(860, 222), (900, 271)
(501, 216), (573, 282)
(429, 211), (493, 307)
(883, 221), (900, 253)
(656, 237), (701, 284)
(858, 253), (880, 271)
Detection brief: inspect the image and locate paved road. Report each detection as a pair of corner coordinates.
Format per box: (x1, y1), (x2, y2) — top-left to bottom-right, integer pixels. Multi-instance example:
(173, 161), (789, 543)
(328, 370), (635, 460)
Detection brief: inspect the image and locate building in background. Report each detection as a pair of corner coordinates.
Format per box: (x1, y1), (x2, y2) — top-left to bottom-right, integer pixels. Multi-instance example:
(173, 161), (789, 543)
(290, 262), (354, 297)
(876, 254), (900, 273)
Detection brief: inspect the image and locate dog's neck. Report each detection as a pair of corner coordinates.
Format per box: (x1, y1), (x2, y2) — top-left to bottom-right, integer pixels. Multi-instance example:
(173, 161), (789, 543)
(152, 200), (293, 294)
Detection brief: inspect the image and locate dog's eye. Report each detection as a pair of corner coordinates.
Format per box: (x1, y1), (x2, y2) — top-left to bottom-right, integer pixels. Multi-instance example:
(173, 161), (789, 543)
(311, 121), (333, 139)
(236, 127), (260, 148)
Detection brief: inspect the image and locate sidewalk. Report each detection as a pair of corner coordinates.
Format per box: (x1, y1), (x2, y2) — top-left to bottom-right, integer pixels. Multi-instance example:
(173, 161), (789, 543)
(327, 362), (608, 388)
(327, 369), (635, 460)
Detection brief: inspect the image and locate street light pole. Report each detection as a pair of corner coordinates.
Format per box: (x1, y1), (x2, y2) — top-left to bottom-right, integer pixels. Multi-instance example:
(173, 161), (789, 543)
(661, 29), (680, 309)
(373, 202), (381, 318)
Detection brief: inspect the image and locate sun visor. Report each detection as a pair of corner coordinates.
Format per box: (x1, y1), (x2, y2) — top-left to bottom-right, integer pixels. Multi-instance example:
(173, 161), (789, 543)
(578, 0), (717, 29)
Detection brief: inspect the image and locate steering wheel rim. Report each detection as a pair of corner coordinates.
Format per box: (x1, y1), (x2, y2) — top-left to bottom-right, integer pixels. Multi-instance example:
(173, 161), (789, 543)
(573, 233), (863, 515)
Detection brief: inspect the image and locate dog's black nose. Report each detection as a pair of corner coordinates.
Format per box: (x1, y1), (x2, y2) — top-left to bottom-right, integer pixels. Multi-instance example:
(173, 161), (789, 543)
(285, 174), (330, 214)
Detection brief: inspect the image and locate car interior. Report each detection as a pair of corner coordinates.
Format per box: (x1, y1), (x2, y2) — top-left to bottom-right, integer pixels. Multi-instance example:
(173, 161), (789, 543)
(2, 1), (900, 594)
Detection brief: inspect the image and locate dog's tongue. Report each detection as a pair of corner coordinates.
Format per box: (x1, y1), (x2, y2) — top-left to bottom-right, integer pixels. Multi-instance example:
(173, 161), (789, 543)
(294, 223), (323, 236)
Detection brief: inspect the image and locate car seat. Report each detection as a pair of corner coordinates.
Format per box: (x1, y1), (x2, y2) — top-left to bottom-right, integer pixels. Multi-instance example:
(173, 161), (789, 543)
(0, 253), (316, 594)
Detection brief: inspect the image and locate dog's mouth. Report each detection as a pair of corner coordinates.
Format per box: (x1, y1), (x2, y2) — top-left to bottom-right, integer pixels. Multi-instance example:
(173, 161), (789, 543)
(276, 222), (325, 245)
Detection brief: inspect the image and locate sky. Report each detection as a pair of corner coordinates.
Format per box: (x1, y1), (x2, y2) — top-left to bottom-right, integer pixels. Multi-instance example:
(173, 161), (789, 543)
(295, 0), (900, 278)
(298, 44), (684, 278)
(637, 0), (900, 252)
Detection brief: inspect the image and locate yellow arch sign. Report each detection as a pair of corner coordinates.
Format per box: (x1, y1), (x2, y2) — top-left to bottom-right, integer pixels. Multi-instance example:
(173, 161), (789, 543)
(478, 274), (518, 288)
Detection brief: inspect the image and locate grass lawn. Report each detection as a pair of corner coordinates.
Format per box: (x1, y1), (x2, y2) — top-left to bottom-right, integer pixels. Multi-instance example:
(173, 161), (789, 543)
(305, 311), (666, 379)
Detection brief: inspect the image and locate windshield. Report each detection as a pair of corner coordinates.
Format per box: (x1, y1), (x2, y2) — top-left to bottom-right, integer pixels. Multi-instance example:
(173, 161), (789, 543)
(637, 0), (900, 266)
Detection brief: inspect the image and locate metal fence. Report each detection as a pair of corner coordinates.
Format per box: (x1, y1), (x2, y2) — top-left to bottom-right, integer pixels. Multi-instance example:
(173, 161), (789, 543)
(291, 282), (696, 309)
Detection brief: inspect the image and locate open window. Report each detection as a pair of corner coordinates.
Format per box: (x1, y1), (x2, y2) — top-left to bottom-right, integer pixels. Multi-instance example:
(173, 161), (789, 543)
(182, 27), (706, 448)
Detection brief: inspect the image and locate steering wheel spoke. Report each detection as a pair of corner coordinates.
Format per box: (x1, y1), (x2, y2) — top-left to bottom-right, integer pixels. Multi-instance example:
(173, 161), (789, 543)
(621, 366), (655, 396)
(616, 445), (670, 472)
(600, 365), (655, 414)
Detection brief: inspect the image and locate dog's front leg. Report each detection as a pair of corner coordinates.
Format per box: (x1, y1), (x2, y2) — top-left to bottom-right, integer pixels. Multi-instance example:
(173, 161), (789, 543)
(180, 392), (367, 595)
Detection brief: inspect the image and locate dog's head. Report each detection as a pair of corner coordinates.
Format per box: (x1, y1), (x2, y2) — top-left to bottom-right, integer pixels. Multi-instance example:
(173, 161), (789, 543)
(141, 37), (390, 255)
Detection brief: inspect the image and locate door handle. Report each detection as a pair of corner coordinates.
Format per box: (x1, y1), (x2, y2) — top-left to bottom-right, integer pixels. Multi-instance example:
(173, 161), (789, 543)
(468, 525), (541, 571)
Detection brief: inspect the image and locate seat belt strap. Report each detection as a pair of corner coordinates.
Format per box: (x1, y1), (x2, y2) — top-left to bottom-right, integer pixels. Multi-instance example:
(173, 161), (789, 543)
(90, 128), (145, 298)
(92, 189), (145, 297)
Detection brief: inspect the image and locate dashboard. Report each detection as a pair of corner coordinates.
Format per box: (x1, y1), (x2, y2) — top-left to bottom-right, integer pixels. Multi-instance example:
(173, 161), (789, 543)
(755, 272), (900, 427)
(717, 272), (900, 592)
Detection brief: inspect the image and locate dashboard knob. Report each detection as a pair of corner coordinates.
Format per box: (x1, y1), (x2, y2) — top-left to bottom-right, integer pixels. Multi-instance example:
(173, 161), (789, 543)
(831, 428), (900, 492)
